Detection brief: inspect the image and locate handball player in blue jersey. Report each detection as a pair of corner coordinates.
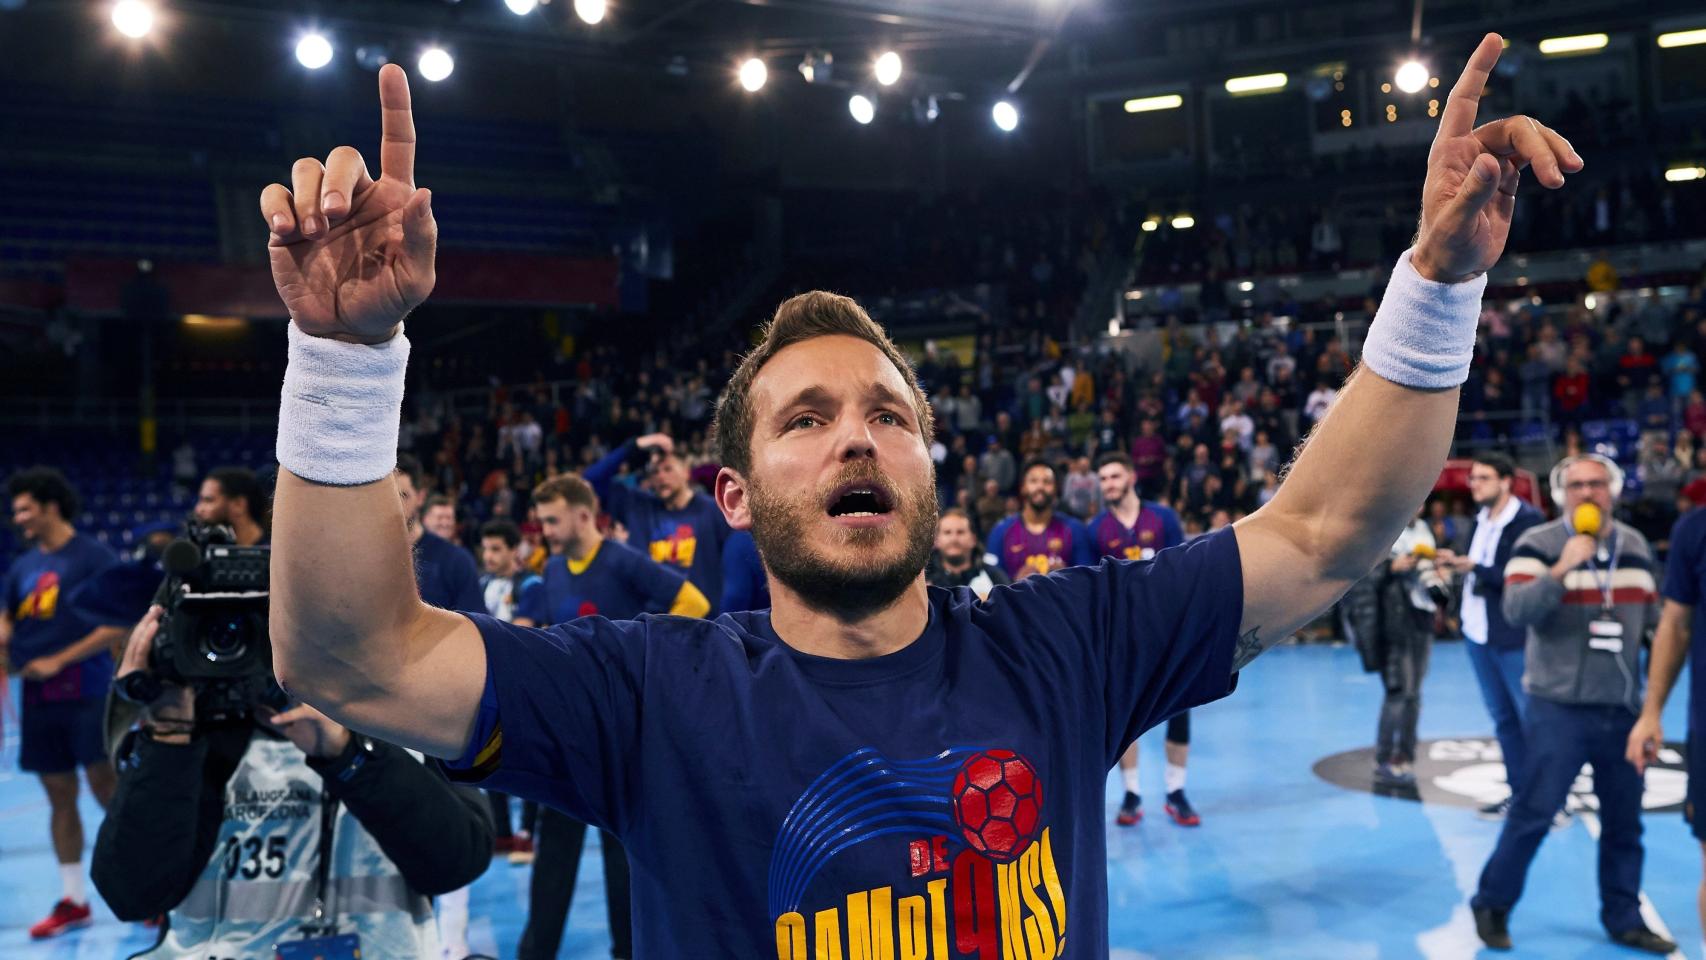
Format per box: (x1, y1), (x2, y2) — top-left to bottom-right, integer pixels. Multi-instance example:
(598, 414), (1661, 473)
(985, 459), (1094, 581)
(1089, 453), (1200, 827)
(1629, 506), (1706, 958)
(261, 36), (1583, 956)
(2, 468), (128, 938)
(584, 433), (731, 613)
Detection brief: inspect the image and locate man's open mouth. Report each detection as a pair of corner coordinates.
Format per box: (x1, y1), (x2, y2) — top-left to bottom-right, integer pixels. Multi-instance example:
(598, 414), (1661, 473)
(826, 481), (896, 518)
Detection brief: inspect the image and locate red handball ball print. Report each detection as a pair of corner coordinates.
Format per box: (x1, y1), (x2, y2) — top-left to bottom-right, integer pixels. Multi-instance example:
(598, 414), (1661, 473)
(950, 749), (1044, 863)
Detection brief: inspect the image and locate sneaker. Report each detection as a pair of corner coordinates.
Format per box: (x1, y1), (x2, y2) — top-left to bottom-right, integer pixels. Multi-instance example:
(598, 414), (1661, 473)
(1374, 763), (1416, 787)
(1115, 791), (1142, 826)
(29, 898), (92, 939)
(1478, 798), (1512, 821)
(507, 833), (535, 865)
(1164, 789), (1201, 827)
(1472, 904), (1512, 950)
(1609, 926), (1678, 955)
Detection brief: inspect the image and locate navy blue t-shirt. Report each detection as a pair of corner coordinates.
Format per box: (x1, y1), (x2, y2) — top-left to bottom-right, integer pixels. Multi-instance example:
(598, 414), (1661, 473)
(413, 532), (485, 614)
(3, 533), (117, 699)
(444, 527), (1243, 958)
(719, 529), (770, 613)
(518, 539), (686, 625)
(1661, 508), (1706, 734)
(586, 443), (731, 614)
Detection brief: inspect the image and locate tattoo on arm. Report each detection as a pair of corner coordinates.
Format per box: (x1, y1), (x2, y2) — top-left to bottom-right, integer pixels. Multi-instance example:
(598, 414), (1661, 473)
(1231, 625), (1272, 673)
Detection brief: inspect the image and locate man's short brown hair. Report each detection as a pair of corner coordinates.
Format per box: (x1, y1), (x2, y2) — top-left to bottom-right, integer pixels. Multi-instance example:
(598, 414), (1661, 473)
(532, 474), (599, 511)
(713, 291), (935, 478)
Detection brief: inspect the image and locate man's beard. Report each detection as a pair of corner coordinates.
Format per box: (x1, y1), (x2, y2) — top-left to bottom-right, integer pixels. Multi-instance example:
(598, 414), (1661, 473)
(1027, 492), (1055, 513)
(747, 465), (938, 622)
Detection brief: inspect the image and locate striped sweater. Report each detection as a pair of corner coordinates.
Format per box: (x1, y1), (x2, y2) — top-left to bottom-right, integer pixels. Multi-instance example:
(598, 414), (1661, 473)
(1501, 516), (1659, 712)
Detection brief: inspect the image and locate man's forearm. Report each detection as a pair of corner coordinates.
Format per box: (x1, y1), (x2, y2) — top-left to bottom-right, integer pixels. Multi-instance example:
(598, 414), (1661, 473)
(270, 469), (423, 704)
(1266, 368), (1459, 584)
(1639, 601), (1691, 719)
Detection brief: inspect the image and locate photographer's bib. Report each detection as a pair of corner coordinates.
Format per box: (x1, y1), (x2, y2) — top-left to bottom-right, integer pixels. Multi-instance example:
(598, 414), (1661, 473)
(133, 735), (439, 960)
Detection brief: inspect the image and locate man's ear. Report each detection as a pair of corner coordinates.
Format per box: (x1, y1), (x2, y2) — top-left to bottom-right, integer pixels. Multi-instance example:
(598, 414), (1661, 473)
(715, 467), (753, 531)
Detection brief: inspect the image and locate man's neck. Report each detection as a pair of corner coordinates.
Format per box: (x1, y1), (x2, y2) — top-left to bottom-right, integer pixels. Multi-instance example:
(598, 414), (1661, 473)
(1485, 492), (1512, 518)
(233, 517), (264, 546)
(767, 577), (930, 660)
(1110, 493), (1141, 526)
(1022, 505), (1054, 531)
(567, 532), (604, 564)
(662, 487), (693, 511)
(36, 520), (74, 552)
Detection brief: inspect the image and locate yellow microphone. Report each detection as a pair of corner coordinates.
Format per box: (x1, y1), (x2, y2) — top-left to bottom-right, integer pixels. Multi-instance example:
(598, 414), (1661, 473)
(1410, 542), (1436, 559)
(1573, 502), (1602, 538)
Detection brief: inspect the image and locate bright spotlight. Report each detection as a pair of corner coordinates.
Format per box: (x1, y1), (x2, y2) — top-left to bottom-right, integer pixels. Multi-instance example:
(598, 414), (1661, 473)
(111, 0), (153, 38)
(1665, 165), (1706, 182)
(1141, 218), (1160, 233)
(874, 51), (902, 87)
(418, 47), (454, 82)
(1224, 72), (1287, 94)
(849, 94), (875, 125)
(1170, 215), (1196, 229)
(296, 34), (333, 70)
(574, 0), (606, 25)
(1538, 33), (1608, 55)
(505, 0), (537, 13)
(992, 100), (1019, 132)
(1395, 60), (1428, 94)
(739, 58), (767, 92)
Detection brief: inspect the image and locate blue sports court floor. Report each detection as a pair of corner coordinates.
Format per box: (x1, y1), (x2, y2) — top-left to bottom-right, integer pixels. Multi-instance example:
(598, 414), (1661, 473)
(0, 641), (1695, 959)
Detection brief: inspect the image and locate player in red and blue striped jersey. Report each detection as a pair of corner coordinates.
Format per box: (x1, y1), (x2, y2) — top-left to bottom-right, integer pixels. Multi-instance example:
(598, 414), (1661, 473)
(1090, 453), (1200, 827)
(985, 459), (1094, 581)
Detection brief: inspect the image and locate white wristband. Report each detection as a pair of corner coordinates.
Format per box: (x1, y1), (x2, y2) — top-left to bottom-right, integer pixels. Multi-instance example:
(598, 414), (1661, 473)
(276, 322), (410, 486)
(1359, 248), (1487, 390)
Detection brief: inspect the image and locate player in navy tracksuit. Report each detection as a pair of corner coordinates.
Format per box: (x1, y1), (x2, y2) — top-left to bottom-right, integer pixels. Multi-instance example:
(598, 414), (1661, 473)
(1630, 506), (1706, 960)
(514, 474), (709, 960)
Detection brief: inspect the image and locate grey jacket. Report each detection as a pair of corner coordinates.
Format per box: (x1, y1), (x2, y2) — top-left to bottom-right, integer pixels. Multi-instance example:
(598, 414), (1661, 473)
(1500, 516), (1659, 712)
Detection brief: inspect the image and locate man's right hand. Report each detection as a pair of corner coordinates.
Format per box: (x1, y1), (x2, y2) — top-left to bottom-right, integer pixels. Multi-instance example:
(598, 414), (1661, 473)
(1625, 712), (1663, 774)
(259, 64), (436, 345)
(120, 606), (194, 740)
(1550, 534), (1597, 580)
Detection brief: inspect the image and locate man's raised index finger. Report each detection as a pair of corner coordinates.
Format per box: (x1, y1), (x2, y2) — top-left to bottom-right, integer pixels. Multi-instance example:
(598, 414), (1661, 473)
(1437, 32), (1503, 142)
(378, 63), (416, 184)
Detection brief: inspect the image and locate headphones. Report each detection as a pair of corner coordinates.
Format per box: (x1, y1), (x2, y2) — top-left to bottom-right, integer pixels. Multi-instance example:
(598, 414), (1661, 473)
(1548, 452), (1624, 507)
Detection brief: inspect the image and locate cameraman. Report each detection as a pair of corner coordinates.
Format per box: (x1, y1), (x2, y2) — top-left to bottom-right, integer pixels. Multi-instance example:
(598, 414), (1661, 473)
(193, 466), (269, 546)
(92, 605), (493, 958)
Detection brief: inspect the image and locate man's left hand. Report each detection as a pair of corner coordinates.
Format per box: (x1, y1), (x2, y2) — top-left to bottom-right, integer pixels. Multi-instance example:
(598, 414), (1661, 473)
(19, 655), (62, 681)
(1411, 33), (1584, 284)
(263, 702), (353, 759)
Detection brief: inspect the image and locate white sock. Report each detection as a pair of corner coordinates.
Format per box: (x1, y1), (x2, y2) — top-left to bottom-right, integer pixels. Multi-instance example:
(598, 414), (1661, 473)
(437, 885), (470, 958)
(1121, 766), (1140, 795)
(1165, 763), (1187, 794)
(60, 862), (85, 905)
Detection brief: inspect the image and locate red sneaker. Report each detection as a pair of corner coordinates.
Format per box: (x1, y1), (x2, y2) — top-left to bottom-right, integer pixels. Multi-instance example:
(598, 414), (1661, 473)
(1164, 789), (1201, 827)
(1114, 791), (1142, 826)
(29, 898), (92, 939)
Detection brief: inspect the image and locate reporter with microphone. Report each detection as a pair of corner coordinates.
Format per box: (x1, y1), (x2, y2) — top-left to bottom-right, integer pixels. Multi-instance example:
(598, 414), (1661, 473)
(1470, 453), (1672, 954)
(1361, 509), (1448, 787)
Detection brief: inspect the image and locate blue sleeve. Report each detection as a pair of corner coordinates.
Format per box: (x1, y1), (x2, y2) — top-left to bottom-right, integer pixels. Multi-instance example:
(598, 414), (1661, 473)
(516, 572), (549, 624)
(582, 441), (632, 504)
(982, 527), (1242, 768)
(1159, 507), (1185, 550)
(986, 516), (1014, 569)
(1068, 517), (1095, 567)
(720, 533), (763, 613)
(623, 544), (689, 613)
(450, 549), (487, 615)
(1664, 510), (1705, 606)
(438, 612), (645, 832)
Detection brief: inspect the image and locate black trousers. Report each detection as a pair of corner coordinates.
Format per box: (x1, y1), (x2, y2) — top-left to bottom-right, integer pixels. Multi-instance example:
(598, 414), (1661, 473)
(518, 805), (633, 960)
(487, 789), (538, 838)
(1376, 619), (1432, 765)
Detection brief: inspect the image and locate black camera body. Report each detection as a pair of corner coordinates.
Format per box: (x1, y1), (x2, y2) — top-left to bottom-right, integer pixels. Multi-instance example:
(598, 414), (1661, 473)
(119, 522), (284, 719)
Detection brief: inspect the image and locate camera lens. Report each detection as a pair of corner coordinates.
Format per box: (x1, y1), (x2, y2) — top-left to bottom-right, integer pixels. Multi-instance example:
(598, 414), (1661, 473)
(202, 616), (250, 662)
